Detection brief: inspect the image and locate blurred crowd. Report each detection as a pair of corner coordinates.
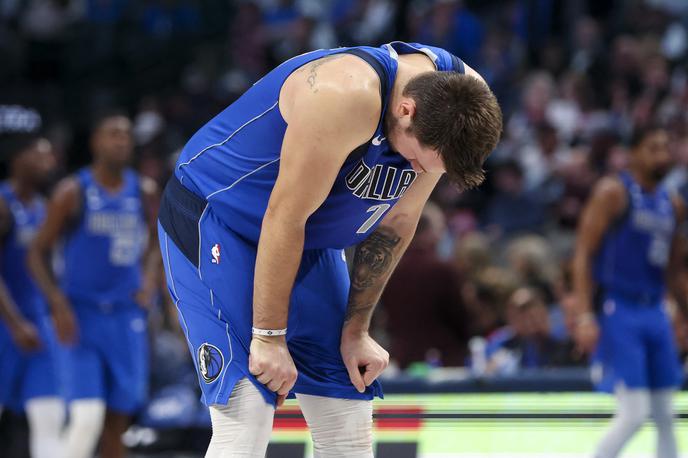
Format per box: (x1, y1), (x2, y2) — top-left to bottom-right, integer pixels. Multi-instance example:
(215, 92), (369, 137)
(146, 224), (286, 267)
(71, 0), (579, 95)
(2, 0), (688, 391)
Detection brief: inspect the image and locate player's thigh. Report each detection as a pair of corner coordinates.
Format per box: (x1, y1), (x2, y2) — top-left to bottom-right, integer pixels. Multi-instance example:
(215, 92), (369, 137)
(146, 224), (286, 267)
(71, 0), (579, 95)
(99, 307), (149, 413)
(63, 335), (105, 402)
(647, 306), (683, 390)
(296, 393), (373, 458)
(21, 315), (68, 403)
(0, 327), (23, 408)
(597, 298), (649, 388)
(161, 226), (273, 407)
(288, 249), (381, 399)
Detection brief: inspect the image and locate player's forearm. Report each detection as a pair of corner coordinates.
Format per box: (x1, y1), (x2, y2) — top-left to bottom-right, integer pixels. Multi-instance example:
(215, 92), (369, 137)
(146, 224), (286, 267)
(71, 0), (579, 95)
(27, 245), (63, 305)
(343, 220), (415, 336)
(253, 209), (305, 330)
(668, 270), (688, 318)
(571, 250), (595, 314)
(0, 277), (25, 327)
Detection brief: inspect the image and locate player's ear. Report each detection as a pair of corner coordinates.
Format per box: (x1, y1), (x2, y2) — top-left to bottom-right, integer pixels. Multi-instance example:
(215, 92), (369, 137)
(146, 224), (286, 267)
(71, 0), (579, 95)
(397, 98), (416, 129)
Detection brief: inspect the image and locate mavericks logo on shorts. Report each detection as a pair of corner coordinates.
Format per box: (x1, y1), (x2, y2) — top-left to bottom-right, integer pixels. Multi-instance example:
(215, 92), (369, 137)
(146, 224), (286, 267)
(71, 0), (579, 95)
(198, 343), (224, 383)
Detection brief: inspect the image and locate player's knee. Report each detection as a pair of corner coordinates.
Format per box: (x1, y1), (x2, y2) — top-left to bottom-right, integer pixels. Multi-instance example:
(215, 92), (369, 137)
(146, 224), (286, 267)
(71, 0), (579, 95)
(207, 379), (274, 457)
(650, 390), (675, 425)
(26, 397), (65, 433)
(618, 392), (650, 430)
(69, 399), (106, 438)
(297, 395), (373, 458)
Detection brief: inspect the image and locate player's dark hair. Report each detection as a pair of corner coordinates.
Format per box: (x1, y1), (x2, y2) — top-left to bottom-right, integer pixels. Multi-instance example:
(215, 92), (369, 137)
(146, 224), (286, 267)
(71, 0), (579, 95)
(90, 108), (130, 135)
(629, 123), (665, 149)
(403, 72), (502, 190)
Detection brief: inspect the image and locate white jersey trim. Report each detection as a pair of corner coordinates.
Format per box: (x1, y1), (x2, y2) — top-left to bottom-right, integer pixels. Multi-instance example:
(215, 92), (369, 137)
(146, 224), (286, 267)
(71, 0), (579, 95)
(178, 101), (279, 169)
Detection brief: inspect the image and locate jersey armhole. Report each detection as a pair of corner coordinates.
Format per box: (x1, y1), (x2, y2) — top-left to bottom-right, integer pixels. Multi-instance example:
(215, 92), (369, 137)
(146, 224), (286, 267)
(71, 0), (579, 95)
(449, 53), (465, 74)
(0, 195), (14, 243)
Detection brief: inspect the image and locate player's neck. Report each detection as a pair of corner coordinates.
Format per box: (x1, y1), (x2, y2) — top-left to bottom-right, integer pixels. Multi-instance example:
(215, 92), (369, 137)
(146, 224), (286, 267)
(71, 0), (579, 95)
(8, 177), (36, 203)
(629, 168), (658, 192)
(91, 162), (125, 192)
(389, 55), (437, 114)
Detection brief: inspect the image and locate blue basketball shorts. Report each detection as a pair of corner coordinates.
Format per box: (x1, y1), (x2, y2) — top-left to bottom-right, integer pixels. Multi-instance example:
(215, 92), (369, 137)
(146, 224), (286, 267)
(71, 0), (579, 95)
(63, 300), (149, 414)
(0, 313), (67, 411)
(158, 208), (382, 408)
(593, 293), (683, 393)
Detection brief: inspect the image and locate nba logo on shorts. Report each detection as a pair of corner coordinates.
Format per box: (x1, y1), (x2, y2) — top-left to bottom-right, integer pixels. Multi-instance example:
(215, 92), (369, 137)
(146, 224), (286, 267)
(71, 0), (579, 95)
(198, 343), (224, 383)
(211, 243), (221, 264)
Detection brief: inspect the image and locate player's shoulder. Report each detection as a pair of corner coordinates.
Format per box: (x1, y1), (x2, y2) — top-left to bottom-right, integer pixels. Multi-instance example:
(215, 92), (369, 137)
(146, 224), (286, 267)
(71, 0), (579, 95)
(590, 175), (627, 212)
(50, 175), (82, 214)
(285, 53), (381, 109)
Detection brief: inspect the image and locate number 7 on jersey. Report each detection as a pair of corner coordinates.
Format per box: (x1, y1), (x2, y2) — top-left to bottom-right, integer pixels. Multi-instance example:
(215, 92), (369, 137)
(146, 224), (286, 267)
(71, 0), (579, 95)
(356, 204), (391, 234)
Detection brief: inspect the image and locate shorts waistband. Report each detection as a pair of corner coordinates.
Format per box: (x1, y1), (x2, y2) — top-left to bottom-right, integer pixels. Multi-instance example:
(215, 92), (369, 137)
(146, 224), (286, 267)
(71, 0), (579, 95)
(603, 288), (663, 307)
(159, 174), (207, 267)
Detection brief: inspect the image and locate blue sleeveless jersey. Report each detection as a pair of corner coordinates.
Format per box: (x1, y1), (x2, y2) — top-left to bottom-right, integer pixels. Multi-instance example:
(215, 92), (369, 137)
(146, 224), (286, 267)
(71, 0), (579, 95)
(61, 168), (146, 306)
(593, 172), (675, 299)
(175, 42), (465, 249)
(0, 183), (47, 319)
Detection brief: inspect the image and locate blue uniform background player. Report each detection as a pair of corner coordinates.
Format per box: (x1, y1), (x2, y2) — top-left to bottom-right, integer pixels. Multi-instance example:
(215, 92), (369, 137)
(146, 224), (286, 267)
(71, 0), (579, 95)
(573, 125), (687, 458)
(28, 113), (160, 458)
(159, 41), (502, 457)
(0, 117), (65, 458)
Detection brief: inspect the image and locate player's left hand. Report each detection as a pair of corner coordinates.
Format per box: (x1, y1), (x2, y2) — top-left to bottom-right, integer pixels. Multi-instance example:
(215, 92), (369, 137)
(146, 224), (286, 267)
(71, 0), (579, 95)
(340, 330), (389, 393)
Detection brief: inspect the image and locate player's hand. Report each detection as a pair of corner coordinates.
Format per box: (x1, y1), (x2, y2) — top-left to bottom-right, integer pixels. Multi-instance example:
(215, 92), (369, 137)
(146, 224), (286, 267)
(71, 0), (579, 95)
(49, 292), (78, 344)
(249, 335), (298, 407)
(10, 319), (42, 351)
(573, 313), (599, 355)
(134, 287), (156, 310)
(340, 330), (389, 393)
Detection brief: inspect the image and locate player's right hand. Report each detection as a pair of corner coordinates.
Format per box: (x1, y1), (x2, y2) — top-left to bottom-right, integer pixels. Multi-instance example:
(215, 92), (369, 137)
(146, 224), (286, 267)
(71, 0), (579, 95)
(249, 335), (298, 407)
(573, 313), (599, 355)
(49, 292), (78, 344)
(10, 319), (42, 351)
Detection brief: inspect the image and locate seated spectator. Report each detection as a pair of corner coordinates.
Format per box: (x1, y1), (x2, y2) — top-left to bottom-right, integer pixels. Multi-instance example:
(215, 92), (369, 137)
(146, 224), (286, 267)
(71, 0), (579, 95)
(381, 203), (469, 369)
(483, 159), (546, 239)
(484, 288), (576, 375)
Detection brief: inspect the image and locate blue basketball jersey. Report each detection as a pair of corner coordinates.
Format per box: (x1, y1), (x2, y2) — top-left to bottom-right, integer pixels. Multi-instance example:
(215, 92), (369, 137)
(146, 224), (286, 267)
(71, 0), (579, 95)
(594, 172), (675, 299)
(0, 182), (47, 319)
(175, 42), (465, 249)
(61, 168), (146, 306)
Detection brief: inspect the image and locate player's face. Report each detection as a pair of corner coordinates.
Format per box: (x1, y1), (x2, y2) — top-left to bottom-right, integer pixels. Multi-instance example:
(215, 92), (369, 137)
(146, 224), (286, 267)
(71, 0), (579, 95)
(634, 130), (672, 183)
(386, 101), (446, 175)
(92, 116), (133, 168)
(16, 138), (56, 185)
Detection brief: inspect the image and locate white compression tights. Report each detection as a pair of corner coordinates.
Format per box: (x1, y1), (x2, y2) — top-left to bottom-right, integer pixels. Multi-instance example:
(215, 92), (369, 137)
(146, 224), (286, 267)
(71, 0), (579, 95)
(205, 378), (374, 458)
(63, 399), (106, 458)
(25, 397), (66, 458)
(595, 387), (677, 458)
(296, 393), (373, 458)
(206, 378), (275, 458)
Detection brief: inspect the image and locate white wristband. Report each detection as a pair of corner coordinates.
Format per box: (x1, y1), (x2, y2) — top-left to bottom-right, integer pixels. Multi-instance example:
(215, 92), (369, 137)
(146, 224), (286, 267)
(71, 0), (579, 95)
(252, 327), (287, 337)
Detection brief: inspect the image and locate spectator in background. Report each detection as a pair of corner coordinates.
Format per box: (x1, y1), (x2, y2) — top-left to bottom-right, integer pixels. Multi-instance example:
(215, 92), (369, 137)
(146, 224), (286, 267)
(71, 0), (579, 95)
(485, 288), (575, 376)
(505, 235), (560, 305)
(483, 159), (546, 239)
(462, 266), (519, 338)
(381, 202), (469, 368)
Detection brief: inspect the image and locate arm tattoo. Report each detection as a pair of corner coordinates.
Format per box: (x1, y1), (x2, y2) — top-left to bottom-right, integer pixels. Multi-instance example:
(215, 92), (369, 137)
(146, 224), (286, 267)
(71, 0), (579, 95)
(344, 226), (402, 324)
(307, 60), (325, 93)
(304, 55), (345, 93)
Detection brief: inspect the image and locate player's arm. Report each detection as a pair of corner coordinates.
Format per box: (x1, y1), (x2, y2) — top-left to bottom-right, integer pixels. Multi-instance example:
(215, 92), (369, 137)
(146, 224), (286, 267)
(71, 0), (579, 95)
(136, 176), (162, 309)
(0, 198), (41, 350)
(571, 176), (626, 353)
(668, 195), (688, 319)
(250, 56), (380, 403)
(27, 177), (81, 344)
(342, 171), (442, 392)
